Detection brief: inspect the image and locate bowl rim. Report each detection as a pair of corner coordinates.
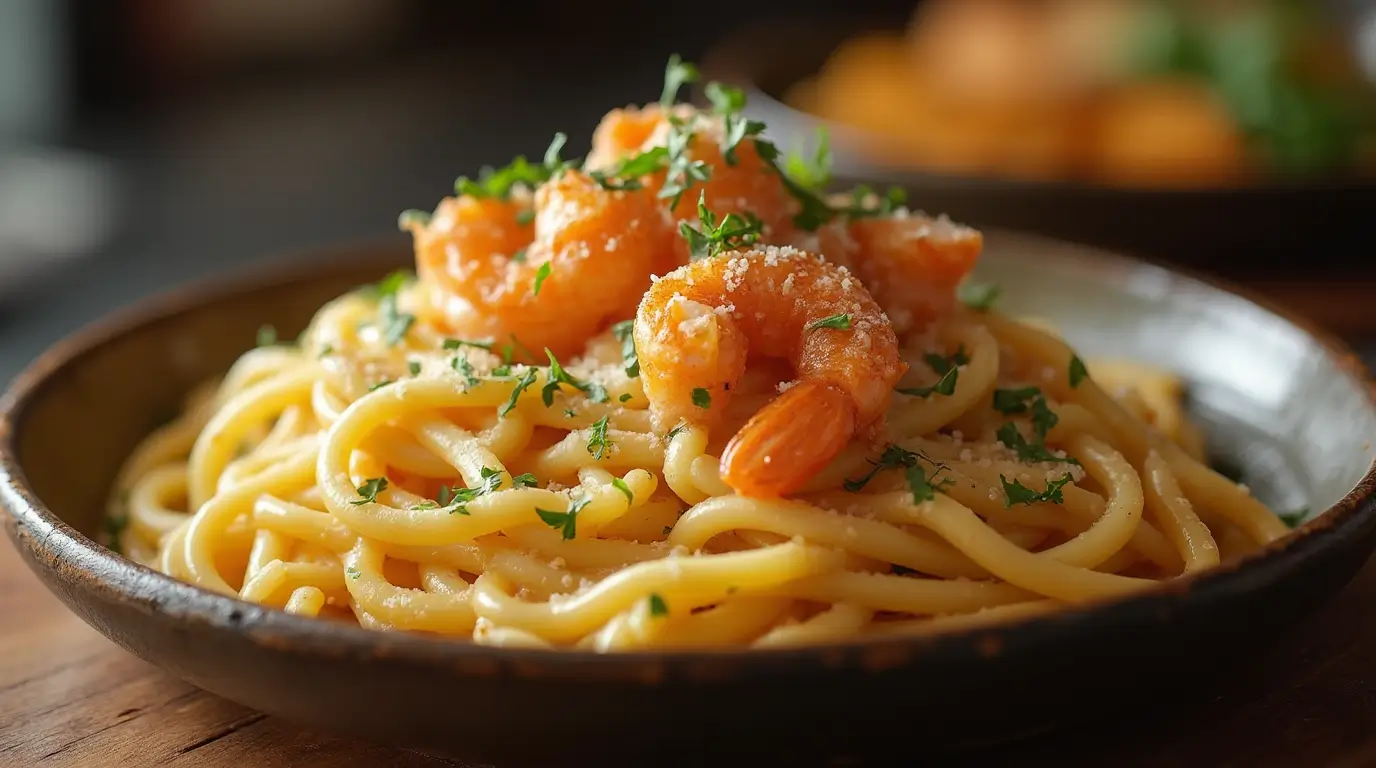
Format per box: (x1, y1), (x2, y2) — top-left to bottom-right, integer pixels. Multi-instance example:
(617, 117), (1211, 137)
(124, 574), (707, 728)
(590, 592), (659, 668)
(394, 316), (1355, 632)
(696, 11), (1376, 197)
(2, 233), (1375, 679)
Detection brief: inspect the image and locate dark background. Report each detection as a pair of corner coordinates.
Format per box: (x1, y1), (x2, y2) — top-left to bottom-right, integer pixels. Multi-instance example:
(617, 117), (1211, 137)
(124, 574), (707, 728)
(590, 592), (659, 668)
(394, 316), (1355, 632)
(0, 0), (1371, 383)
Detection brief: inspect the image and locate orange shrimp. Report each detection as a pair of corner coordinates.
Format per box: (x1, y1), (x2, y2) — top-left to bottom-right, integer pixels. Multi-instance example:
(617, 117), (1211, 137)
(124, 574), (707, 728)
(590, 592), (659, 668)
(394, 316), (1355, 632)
(407, 169), (675, 357)
(589, 105), (797, 259)
(816, 210), (983, 332)
(635, 245), (907, 498)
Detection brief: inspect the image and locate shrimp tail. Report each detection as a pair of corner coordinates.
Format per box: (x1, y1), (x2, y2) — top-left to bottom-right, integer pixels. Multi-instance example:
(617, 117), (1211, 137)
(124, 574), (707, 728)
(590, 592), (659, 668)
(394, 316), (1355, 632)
(721, 380), (857, 498)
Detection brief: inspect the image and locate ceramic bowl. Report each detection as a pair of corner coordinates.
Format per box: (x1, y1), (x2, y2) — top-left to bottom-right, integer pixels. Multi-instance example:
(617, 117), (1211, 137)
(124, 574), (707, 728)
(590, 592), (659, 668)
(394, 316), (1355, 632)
(3, 234), (1375, 766)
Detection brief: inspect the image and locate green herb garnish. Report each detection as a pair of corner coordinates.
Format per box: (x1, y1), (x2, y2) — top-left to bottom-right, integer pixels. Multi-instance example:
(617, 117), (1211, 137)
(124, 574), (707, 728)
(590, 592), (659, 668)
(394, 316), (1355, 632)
(808, 314), (851, 333)
(511, 473), (538, 488)
(958, 281), (1000, 311)
(350, 477), (389, 505)
(536, 496), (591, 540)
(1001, 473), (1074, 507)
(897, 347), (970, 398)
(691, 388), (712, 409)
(397, 208), (431, 230)
(648, 593), (669, 617)
(1069, 355), (1088, 388)
(680, 191), (763, 260)
(346, 566), (361, 580)
(587, 415), (614, 460)
(542, 349), (609, 406)
(845, 444), (945, 492)
(515, 209), (535, 226)
(1279, 507), (1309, 528)
(407, 361), (422, 377)
(499, 368), (538, 417)
(531, 262), (552, 296)
(610, 319), (640, 378)
(783, 127), (833, 192)
(997, 422), (1076, 465)
(660, 54), (698, 107)
(612, 477), (633, 503)
(256, 325), (278, 348)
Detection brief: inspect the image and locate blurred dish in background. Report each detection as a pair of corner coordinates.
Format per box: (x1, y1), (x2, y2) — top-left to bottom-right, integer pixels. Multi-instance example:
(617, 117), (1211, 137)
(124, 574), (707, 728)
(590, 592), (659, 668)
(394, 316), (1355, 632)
(0, 148), (119, 304)
(787, 0), (1376, 188)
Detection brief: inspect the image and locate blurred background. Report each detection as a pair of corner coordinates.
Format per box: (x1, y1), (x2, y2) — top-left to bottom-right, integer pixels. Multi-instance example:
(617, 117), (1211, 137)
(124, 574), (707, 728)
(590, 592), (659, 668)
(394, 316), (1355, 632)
(1, 0), (1374, 383)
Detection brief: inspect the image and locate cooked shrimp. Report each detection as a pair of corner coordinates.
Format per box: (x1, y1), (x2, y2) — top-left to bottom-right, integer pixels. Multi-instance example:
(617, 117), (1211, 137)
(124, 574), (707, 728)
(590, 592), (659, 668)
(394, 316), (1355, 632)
(589, 105), (797, 257)
(816, 209), (983, 332)
(407, 169), (675, 358)
(635, 245), (907, 497)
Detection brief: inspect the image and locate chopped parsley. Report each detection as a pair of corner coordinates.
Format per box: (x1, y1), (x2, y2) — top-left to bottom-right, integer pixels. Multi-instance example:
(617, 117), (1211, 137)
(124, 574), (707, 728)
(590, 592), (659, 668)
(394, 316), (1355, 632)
(837, 184), (907, 219)
(647, 593), (669, 617)
(499, 367), (539, 417)
(807, 314), (851, 332)
(543, 131), (572, 175)
(897, 347), (970, 398)
(511, 473), (538, 488)
(435, 466), (506, 515)
(103, 514), (129, 555)
(396, 208), (431, 229)
(905, 464), (954, 504)
(993, 387), (1059, 443)
(586, 415), (614, 460)
(612, 477), (634, 503)
(256, 324), (278, 348)
(511, 248), (528, 264)
(515, 208), (535, 226)
(691, 388), (712, 409)
(659, 54), (698, 107)
(373, 273), (416, 347)
(318, 344), (334, 358)
(992, 386), (1042, 414)
(532, 262), (552, 296)
(346, 566), (361, 580)
(997, 422), (1075, 465)
(443, 338), (496, 352)
(680, 191), (762, 260)
(1000, 473), (1074, 507)
(783, 127), (833, 192)
(1069, 355), (1088, 388)
(542, 349), (609, 406)
(536, 496), (591, 540)
(664, 421), (689, 442)
(619, 393), (633, 403)
(1279, 508), (1309, 528)
(957, 281), (1000, 311)
(451, 354), (479, 390)
(610, 319), (640, 378)
(590, 146), (668, 191)
(350, 477), (389, 506)
(368, 379), (393, 392)
(372, 269), (412, 298)
(845, 444), (919, 491)
(843, 444), (951, 503)
(659, 117), (712, 209)
(705, 82), (765, 165)
(407, 361), (422, 377)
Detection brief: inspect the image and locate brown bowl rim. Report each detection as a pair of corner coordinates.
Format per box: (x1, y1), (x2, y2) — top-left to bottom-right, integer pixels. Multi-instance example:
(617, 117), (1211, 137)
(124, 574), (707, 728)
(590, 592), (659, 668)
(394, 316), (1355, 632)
(2, 234), (1375, 680)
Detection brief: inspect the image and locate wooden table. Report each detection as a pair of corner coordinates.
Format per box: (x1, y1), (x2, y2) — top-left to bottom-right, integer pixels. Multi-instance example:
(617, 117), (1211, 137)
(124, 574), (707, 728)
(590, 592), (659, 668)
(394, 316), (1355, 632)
(4, 279), (1376, 767)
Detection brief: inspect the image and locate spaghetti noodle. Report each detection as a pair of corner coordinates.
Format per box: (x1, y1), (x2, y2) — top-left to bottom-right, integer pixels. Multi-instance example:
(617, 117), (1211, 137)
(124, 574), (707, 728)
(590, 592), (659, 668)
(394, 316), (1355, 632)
(106, 58), (1290, 650)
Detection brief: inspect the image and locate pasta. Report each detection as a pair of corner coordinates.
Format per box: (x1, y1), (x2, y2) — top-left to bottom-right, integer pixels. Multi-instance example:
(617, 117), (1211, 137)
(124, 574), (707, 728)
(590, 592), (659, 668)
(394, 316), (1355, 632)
(105, 57), (1292, 651)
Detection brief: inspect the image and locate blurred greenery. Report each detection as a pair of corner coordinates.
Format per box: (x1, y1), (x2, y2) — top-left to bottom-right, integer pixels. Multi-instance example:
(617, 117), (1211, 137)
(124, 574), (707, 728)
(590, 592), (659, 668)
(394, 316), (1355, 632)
(1127, 0), (1374, 176)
